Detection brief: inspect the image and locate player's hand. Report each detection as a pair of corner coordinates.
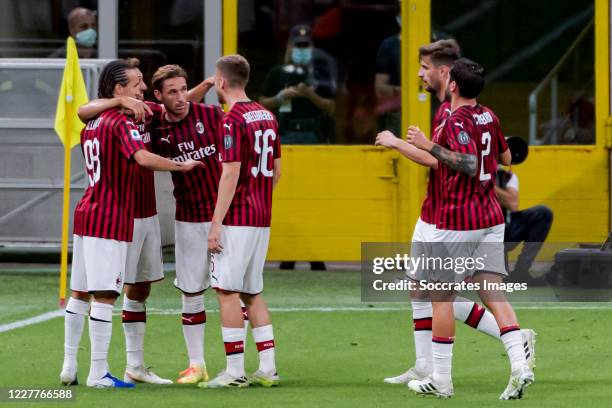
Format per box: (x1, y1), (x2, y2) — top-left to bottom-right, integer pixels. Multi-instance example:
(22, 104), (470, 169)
(120, 96), (152, 123)
(279, 86), (299, 100)
(406, 126), (430, 150)
(203, 75), (215, 87)
(180, 159), (205, 172)
(375, 130), (399, 149)
(208, 222), (224, 253)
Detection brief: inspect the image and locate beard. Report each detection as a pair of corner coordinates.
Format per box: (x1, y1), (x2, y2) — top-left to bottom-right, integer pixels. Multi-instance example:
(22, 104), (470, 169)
(425, 77), (441, 94)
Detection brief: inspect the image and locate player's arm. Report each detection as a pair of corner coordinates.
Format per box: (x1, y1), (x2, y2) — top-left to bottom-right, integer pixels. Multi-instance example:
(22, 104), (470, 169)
(499, 148), (512, 166)
(375, 130), (438, 168)
(495, 185), (518, 212)
(78, 97), (152, 123)
(406, 125), (477, 177)
(208, 162), (241, 253)
(133, 149), (203, 172)
(273, 158), (282, 188)
(187, 76), (215, 102)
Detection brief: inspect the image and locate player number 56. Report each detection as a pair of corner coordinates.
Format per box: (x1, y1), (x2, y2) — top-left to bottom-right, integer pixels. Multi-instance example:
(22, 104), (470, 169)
(252, 129), (276, 178)
(83, 138), (101, 186)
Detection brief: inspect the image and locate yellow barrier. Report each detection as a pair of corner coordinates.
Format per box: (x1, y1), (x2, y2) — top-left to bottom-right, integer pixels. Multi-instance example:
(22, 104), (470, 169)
(226, 0), (610, 261)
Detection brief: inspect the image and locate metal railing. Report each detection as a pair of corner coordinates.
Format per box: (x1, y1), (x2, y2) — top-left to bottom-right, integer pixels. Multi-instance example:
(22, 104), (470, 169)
(528, 19), (594, 145)
(0, 58), (110, 244)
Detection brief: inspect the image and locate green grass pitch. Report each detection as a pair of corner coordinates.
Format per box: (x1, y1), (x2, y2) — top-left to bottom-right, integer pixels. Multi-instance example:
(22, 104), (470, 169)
(1, 268), (611, 407)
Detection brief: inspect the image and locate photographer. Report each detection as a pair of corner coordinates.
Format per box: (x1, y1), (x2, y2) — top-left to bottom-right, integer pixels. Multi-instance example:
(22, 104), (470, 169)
(495, 145), (554, 283)
(259, 24), (336, 144)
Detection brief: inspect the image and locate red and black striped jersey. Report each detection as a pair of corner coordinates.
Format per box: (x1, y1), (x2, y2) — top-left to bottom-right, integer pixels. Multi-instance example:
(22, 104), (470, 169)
(220, 101), (281, 227)
(436, 104), (508, 231)
(420, 101), (451, 225)
(152, 102), (223, 222)
(130, 101), (163, 219)
(73, 108), (145, 241)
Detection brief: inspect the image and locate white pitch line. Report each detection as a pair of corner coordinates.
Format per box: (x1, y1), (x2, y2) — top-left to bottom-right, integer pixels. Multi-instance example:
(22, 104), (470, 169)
(0, 309), (63, 333)
(145, 304), (612, 314)
(2, 304), (612, 334)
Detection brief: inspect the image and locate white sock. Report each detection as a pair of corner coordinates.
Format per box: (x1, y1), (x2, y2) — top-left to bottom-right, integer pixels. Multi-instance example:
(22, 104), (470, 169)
(432, 337), (454, 384)
(411, 300), (433, 372)
(88, 301), (113, 380)
(62, 297), (89, 373)
(500, 325), (527, 372)
(454, 298), (500, 339)
(222, 326), (246, 378)
(122, 297), (146, 369)
(181, 294), (206, 367)
(252, 324), (276, 373)
(240, 300), (249, 349)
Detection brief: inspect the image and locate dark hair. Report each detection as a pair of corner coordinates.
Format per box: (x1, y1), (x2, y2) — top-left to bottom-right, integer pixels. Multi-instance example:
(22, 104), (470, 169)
(125, 57), (140, 68)
(449, 58), (485, 99)
(97, 59), (136, 98)
(152, 64), (188, 91)
(418, 39), (461, 67)
(216, 54), (250, 88)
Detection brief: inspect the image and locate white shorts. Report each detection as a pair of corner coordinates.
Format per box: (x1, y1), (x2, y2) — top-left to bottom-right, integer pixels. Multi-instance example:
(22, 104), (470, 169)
(174, 221), (211, 294)
(70, 234), (127, 294)
(125, 215), (164, 285)
(407, 218), (437, 281)
(430, 224), (507, 283)
(210, 226), (270, 295)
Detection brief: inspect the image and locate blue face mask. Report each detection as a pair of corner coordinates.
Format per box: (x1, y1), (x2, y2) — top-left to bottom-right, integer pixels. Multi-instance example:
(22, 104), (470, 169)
(291, 47), (312, 66)
(75, 28), (97, 48)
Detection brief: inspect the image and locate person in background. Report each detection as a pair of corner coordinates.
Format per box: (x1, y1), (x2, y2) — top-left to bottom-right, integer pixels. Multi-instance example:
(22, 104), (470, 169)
(50, 7), (97, 58)
(495, 166), (554, 284)
(259, 24), (336, 145)
(260, 23), (333, 271)
(374, 2), (401, 136)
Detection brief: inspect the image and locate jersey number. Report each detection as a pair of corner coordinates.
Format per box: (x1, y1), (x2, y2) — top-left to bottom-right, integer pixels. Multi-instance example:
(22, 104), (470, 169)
(83, 138), (101, 187)
(479, 132), (491, 181)
(251, 129), (276, 178)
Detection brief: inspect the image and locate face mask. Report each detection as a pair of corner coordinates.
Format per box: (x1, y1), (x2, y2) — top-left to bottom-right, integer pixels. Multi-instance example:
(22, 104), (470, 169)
(291, 47), (312, 66)
(75, 28), (97, 47)
(396, 15), (401, 27)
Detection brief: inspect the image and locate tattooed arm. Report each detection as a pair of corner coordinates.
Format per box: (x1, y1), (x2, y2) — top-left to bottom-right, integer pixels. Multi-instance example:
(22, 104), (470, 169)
(406, 125), (478, 177)
(429, 144), (477, 177)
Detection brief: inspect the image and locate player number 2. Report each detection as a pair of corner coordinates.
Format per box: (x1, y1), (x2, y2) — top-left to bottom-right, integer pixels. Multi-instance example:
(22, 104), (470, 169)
(83, 138), (101, 186)
(252, 129), (276, 178)
(479, 132), (491, 181)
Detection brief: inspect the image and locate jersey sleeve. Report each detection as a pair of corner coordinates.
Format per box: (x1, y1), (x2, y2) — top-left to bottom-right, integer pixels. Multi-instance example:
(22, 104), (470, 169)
(145, 101), (164, 121)
(116, 119), (146, 159)
(211, 106), (225, 155)
(443, 117), (478, 156)
(496, 125), (509, 154)
(219, 116), (243, 163)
